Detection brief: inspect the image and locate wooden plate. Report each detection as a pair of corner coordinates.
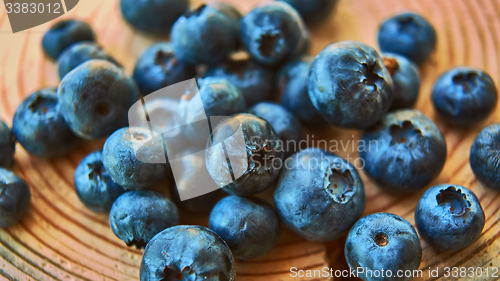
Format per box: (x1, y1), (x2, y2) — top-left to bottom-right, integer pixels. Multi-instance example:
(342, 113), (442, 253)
(0, 0), (499, 280)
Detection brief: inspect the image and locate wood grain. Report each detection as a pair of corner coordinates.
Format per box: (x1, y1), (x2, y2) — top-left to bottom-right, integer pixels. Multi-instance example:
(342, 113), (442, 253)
(0, 0), (499, 280)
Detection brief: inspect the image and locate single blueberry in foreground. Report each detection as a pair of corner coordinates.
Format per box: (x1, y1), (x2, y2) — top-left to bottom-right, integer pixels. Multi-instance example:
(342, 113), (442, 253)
(133, 42), (196, 96)
(308, 41), (394, 129)
(277, 56), (324, 124)
(0, 168), (31, 228)
(140, 225), (236, 281)
(274, 148), (365, 241)
(120, 0), (189, 35)
(109, 190), (179, 248)
(378, 12), (436, 64)
(345, 213), (422, 281)
(240, 1), (308, 66)
(415, 184), (485, 252)
(0, 120), (15, 168)
(58, 41), (120, 79)
(42, 20), (95, 60)
(206, 113), (284, 197)
(102, 127), (166, 190)
(58, 60), (140, 139)
(432, 67), (497, 126)
(12, 87), (78, 158)
(381, 53), (420, 110)
(74, 151), (125, 213)
(470, 123), (500, 190)
(277, 0), (337, 24)
(209, 195), (280, 260)
(205, 51), (276, 106)
(360, 109), (447, 193)
(249, 101), (303, 157)
(171, 3), (238, 65)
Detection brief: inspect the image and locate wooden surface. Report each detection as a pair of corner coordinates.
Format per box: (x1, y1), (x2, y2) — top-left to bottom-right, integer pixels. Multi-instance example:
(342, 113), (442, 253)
(0, 0), (500, 280)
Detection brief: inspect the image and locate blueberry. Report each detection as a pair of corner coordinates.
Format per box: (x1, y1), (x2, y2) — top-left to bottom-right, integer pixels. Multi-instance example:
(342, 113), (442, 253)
(102, 127), (166, 190)
(470, 124), (500, 190)
(0, 168), (31, 228)
(120, 0), (189, 35)
(274, 148), (365, 241)
(248, 101), (302, 157)
(140, 225), (235, 281)
(345, 213), (421, 281)
(277, 56), (324, 124)
(171, 3), (238, 65)
(381, 53), (420, 110)
(133, 42), (196, 96)
(12, 87), (78, 158)
(415, 184), (485, 252)
(74, 151), (125, 213)
(432, 67), (497, 126)
(211, 2), (242, 27)
(57, 41), (120, 79)
(209, 195), (280, 260)
(308, 41), (394, 129)
(240, 1), (308, 66)
(0, 120), (15, 168)
(42, 20), (95, 60)
(109, 190), (179, 248)
(378, 12), (436, 64)
(277, 0), (337, 24)
(360, 109), (447, 193)
(206, 113), (284, 197)
(58, 60), (140, 139)
(178, 77), (246, 144)
(205, 51), (275, 106)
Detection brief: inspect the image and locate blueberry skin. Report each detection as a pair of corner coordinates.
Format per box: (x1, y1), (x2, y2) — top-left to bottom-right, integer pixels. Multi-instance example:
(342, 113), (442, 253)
(240, 1), (308, 66)
(470, 124), (500, 190)
(308, 41), (394, 129)
(432, 67), (497, 126)
(171, 4), (238, 65)
(248, 101), (302, 157)
(378, 12), (436, 64)
(58, 42), (120, 79)
(42, 20), (95, 60)
(209, 195), (280, 260)
(178, 77), (246, 143)
(109, 190), (179, 248)
(120, 0), (189, 35)
(277, 0), (337, 24)
(102, 127), (166, 190)
(205, 52), (275, 106)
(74, 151), (125, 213)
(415, 184), (485, 252)
(381, 53), (420, 110)
(133, 42), (195, 96)
(58, 60), (140, 139)
(140, 225), (235, 281)
(274, 148), (365, 241)
(206, 113), (284, 197)
(277, 56), (324, 124)
(12, 88), (78, 158)
(0, 168), (31, 228)
(360, 109), (447, 193)
(0, 120), (15, 168)
(345, 213), (422, 281)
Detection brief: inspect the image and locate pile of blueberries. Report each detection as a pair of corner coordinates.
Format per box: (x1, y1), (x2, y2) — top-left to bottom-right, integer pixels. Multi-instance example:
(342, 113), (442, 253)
(0, 0), (499, 280)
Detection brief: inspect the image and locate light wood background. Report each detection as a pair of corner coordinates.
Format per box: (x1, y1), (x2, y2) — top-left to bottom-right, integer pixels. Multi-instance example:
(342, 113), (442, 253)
(0, 0), (500, 280)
